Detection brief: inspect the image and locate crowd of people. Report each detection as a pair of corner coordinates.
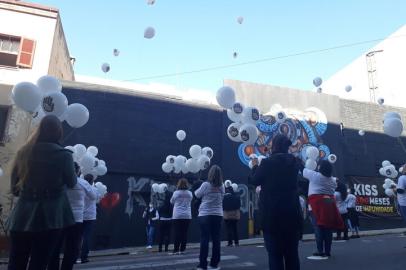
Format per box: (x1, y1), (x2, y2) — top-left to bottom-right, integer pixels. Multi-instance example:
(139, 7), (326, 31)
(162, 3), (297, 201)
(4, 115), (406, 270)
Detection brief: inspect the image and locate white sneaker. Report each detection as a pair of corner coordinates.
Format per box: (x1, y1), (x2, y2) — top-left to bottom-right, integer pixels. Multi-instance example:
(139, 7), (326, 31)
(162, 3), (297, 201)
(146, 245), (152, 249)
(208, 266), (221, 270)
(75, 259), (81, 264)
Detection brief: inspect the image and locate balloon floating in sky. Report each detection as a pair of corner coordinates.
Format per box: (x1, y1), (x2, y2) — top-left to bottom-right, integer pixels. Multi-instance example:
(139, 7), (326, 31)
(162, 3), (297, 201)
(316, 87), (322, 93)
(176, 130), (186, 141)
(378, 98), (384, 105)
(144, 27), (156, 39)
(233, 52), (238, 59)
(216, 86), (236, 109)
(358, 130), (365, 136)
(237, 16), (244, 24)
(345, 85), (352, 92)
(313, 77), (322, 87)
(101, 63), (110, 73)
(147, 0), (155, 5)
(113, 49), (120, 57)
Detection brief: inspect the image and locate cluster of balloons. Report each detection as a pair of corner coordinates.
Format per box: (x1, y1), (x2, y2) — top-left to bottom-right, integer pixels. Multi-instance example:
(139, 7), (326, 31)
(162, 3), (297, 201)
(65, 144), (108, 180)
(216, 86), (260, 145)
(383, 112), (403, 138)
(95, 182), (108, 202)
(151, 183), (168, 193)
(379, 160), (398, 179)
(224, 180), (239, 192)
(313, 77), (323, 93)
(383, 178), (397, 197)
(162, 145), (214, 174)
(304, 146), (320, 170)
(11, 76), (90, 128)
(248, 154), (266, 169)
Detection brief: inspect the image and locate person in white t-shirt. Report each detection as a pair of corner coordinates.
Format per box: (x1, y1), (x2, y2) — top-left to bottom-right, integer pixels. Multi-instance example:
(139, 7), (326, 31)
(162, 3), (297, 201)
(345, 188), (360, 238)
(170, 178), (192, 254)
(396, 165), (406, 222)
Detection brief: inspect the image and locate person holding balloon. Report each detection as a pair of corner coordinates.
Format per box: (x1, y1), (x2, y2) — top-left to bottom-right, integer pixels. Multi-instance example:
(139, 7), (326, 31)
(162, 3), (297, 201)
(6, 115), (77, 270)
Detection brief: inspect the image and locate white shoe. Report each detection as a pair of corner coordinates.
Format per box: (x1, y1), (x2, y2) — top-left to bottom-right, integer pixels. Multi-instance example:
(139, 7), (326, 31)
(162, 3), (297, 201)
(208, 266), (221, 270)
(146, 245), (152, 249)
(76, 259), (81, 264)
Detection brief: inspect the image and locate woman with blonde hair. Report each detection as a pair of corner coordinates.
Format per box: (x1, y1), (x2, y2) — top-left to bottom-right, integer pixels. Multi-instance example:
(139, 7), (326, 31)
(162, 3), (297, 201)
(170, 178), (193, 254)
(6, 115), (77, 270)
(195, 165), (225, 270)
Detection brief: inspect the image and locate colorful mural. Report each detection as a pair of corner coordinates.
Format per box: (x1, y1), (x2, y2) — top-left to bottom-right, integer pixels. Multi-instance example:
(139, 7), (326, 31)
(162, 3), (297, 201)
(238, 107), (331, 166)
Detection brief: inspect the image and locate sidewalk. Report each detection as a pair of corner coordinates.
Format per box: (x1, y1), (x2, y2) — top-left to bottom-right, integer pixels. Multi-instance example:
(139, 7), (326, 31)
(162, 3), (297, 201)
(86, 227), (406, 258)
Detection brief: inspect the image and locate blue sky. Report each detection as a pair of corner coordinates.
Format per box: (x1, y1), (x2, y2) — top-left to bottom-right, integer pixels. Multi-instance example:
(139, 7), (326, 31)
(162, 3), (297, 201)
(36, 0), (406, 92)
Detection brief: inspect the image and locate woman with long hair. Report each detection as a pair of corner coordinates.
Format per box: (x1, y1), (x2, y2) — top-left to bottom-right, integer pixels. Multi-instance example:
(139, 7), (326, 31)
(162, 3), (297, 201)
(195, 165), (225, 270)
(249, 134), (302, 270)
(6, 115), (77, 270)
(170, 178), (192, 254)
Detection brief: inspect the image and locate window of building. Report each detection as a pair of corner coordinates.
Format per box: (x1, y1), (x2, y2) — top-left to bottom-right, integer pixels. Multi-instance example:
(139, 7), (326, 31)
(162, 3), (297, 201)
(0, 34), (36, 68)
(0, 105), (10, 144)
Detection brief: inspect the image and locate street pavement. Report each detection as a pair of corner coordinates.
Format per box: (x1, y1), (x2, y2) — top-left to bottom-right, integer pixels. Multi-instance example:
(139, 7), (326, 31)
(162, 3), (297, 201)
(70, 233), (406, 270)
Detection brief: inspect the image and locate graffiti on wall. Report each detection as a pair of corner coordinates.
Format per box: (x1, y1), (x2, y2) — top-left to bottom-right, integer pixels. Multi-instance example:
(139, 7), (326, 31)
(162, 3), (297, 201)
(238, 107), (331, 166)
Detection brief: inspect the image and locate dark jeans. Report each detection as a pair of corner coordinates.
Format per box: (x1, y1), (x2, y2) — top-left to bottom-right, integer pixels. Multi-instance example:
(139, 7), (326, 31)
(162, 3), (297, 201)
(146, 224), (155, 246)
(158, 220), (172, 252)
(48, 223), (83, 270)
(310, 212), (332, 255)
(224, 219), (239, 245)
(198, 215), (222, 269)
(263, 232), (300, 270)
(336, 213), (349, 239)
(8, 229), (62, 270)
(80, 220), (95, 261)
(173, 219), (190, 253)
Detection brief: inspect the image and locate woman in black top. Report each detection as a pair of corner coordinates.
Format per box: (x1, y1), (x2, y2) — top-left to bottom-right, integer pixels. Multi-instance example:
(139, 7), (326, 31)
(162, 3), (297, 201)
(249, 134), (302, 270)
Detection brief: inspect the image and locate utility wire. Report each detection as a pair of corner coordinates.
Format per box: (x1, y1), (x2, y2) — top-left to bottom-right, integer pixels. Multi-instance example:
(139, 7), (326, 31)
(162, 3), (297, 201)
(123, 34), (406, 82)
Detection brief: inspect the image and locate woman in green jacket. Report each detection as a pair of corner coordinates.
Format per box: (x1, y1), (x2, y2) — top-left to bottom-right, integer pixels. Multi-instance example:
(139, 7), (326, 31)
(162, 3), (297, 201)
(6, 115), (77, 270)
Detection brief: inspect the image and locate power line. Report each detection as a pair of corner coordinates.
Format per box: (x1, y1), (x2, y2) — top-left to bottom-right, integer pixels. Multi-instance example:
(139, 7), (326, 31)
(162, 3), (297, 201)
(123, 34), (406, 82)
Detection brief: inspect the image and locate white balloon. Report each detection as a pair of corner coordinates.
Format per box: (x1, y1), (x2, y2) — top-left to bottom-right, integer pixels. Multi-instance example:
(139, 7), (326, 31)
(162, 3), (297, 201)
(275, 111), (287, 123)
(87, 146), (98, 157)
(144, 27), (156, 39)
(306, 146), (319, 160)
(74, 144), (87, 160)
(313, 77), (323, 87)
(158, 183), (168, 193)
(249, 154), (258, 160)
(81, 153), (95, 171)
(328, 154), (337, 164)
(31, 106), (45, 126)
(239, 123), (259, 145)
(95, 182), (108, 199)
(198, 155), (211, 170)
(113, 49), (120, 57)
(227, 102), (244, 122)
(189, 145), (202, 159)
(248, 160), (254, 169)
(11, 82), (42, 113)
(241, 106), (260, 124)
(345, 85), (352, 92)
(237, 16), (244, 24)
(65, 145), (75, 152)
(37, 76), (62, 94)
(377, 98), (384, 105)
(41, 92), (68, 117)
(101, 63), (110, 73)
(175, 155), (187, 166)
(269, 104), (283, 116)
(66, 103), (90, 128)
(202, 147), (214, 159)
(379, 167), (385, 177)
(225, 180), (232, 187)
(233, 52), (238, 59)
(216, 86), (236, 109)
(99, 160), (106, 166)
(400, 166), (404, 173)
(383, 118), (403, 137)
(385, 188), (395, 197)
(176, 130), (186, 141)
(174, 164), (181, 174)
(0, 167), (3, 177)
(316, 87), (322, 94)
(162, 162), (173, 173)
(152, 183), (159, 193)
(227, 122), (242, 142)
(186, 158), (200, 173)
(358, 130), (365, 136)
(231, 183), (238, 192)
(166, 155), (176, 164)
(147, 0), (155, 5)
(384, 112), (401, 121)
(305, 159), (317, 170)
(382, 160), (391, 167)
(96, 165), (107, 176)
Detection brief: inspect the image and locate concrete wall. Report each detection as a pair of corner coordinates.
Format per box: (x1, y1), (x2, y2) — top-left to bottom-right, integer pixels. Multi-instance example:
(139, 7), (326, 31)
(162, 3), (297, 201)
(48, 16), (74, 81)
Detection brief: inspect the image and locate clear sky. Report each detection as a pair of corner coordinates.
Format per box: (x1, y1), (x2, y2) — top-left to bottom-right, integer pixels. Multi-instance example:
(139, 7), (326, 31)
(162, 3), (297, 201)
(35, 0), (406, 92)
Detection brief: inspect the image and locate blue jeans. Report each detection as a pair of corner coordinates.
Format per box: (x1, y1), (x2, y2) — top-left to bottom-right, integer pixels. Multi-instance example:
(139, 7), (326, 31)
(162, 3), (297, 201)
(80, 220), (94, 261)
(146, 224), (155, 246)
(263, 232), (300, 270)
(198, 215), (222, 268)
(310, 212), (332, 255)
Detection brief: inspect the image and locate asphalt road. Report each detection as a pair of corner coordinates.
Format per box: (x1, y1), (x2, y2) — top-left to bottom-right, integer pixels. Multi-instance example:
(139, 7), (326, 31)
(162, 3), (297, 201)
(70, 233), (406, 270)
